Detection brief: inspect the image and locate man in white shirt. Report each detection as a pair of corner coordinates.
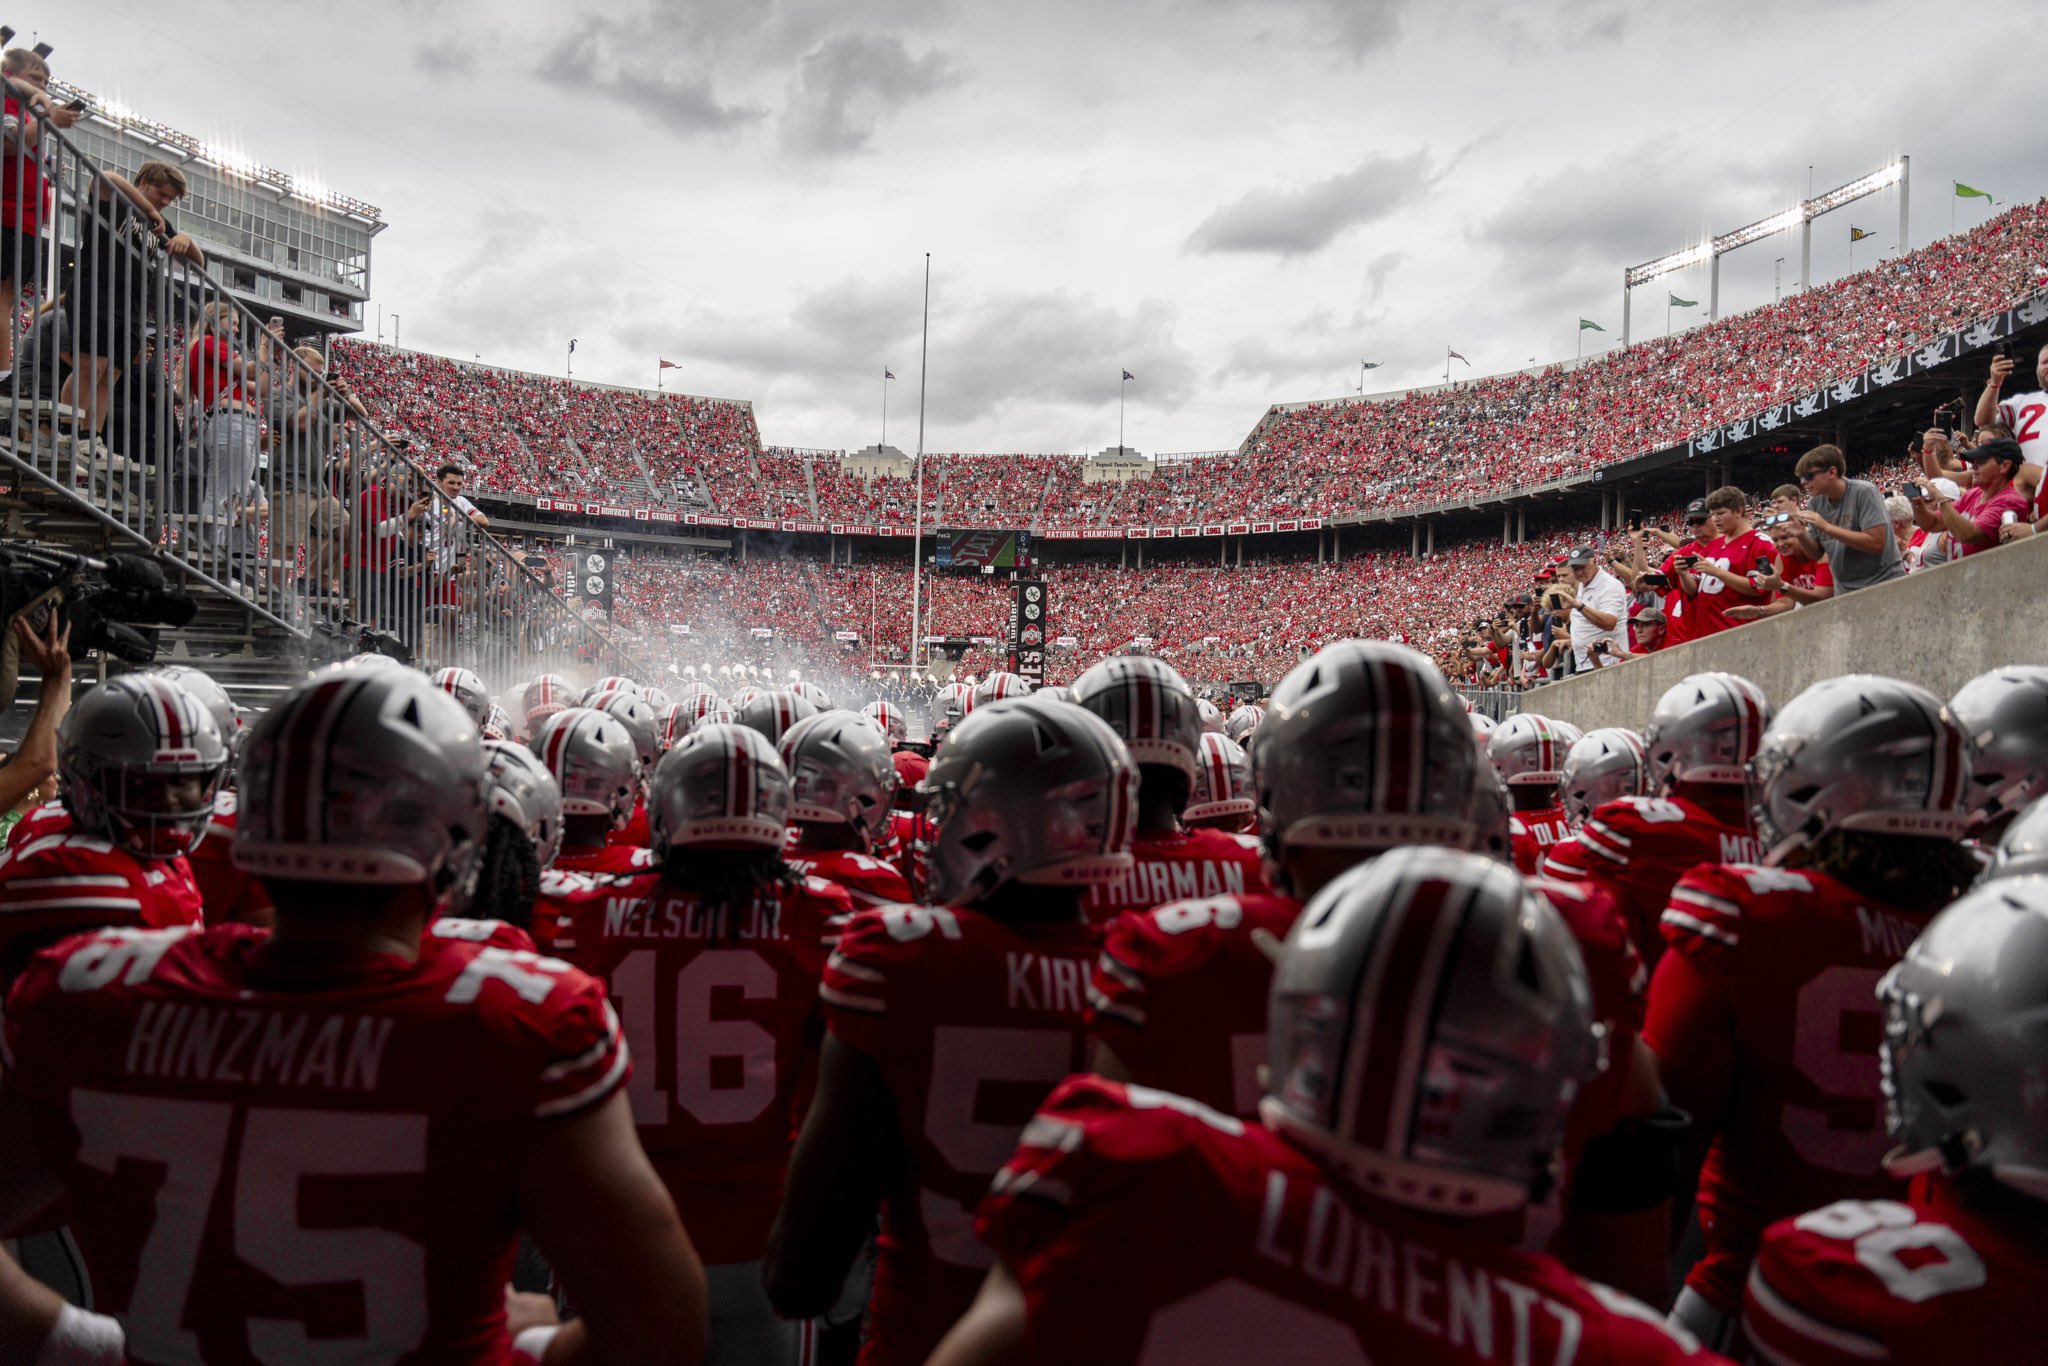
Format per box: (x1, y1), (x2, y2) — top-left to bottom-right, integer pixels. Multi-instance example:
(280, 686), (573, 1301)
(1564, 546), (1627, 672)
(1975, 342), (2048, 500)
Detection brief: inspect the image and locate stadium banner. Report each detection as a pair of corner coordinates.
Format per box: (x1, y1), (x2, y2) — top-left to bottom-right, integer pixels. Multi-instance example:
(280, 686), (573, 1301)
(736, 517), (779, 531)
(600, 504), (629, 517)
(650, 510), (681, 523)
(935, 528), (1036, 571)
(750, 627), (774, 639)
(970, 635), (1002, 646)
(1012, 580), (1048, 685)
(1154, 526), (1176, 538)
(783, 519), (828, 534)
(536, 497), (554, 511)
(829, 524), (846, 535)
(847, 524), (877, 535)
(876, 527), (897, 538)
(1128, 527), (1150, 540)
(575, 547), (614, 613)
(1055, 634), (1078, 648)
(834, 630), (860, 642)
(1302, 517), (1323, 530)
(583, 502), (602, 515)
(698, 514), (732, 527)
(1227, 522), (1249, 535)
(1203, 524), (1225, 537)
(1276, 519), (1298, 532)
(1086, 529), (1125, 541)
(1253, 521), (1274, 534)
(668, 624), (690, 635)
(633, 509), (650, 521)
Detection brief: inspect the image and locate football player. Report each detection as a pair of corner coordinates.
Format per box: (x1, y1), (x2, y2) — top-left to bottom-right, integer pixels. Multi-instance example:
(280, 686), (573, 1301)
(1645, 675), (1980, 1349)
(1981, 794), (2048, 882)
(1741, 878), (2048, 1365)
(555, 723), (850, 1365)
(0, 674), (225, 983)
(882, 748), (931, 899)
(1183, 731), (1254, 834)
(1574, 672), (1771, 963)
(1087, 641), (1481, 1121)
(530, 708), (656, 880)
(520, 673), (578, 736)
(1947, 664), (2048, 845)
(432, 665), (493, 727)
(1071, 656), (1267, 925)
(763, 697), (1137, 1366)
(1488, 713), (1576, 875)
(0, 666), (710, 1364)
(473, 739), (565, 931)
(149, 665), (272, 929)
(933, 848), (1727, 1366)
(779, 713), (913, 911)
(587, 690), (661, 849)
(736, 690), (819, 749)
(860, 700), (909, 750)
(1539, 726), (1648, 882)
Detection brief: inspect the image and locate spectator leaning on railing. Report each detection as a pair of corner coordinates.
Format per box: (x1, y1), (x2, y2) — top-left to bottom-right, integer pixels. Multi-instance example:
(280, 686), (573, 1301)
(1678, 485), (1775, 639)
(1912, 436), (2031, 558)
(0, 48), (74, 392)
(1790, 443), (1903, 592)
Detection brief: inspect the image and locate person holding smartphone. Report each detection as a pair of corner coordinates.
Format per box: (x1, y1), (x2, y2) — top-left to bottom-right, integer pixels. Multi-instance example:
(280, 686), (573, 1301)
(1789, 443), (1903, 592)
(1977, 341), (2048, 498)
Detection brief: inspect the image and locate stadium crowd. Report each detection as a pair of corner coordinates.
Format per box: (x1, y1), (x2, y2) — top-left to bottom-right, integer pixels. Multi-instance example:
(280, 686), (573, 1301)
(0, 630), (2043, 1365)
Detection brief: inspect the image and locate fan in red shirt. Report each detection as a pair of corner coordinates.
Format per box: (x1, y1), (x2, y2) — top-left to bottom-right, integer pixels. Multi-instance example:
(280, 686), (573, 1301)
(530, 707), (656, 886)
(1088, 642), (1483, 1121)
(1574, 672), (1771, 964)
(763, 698), (1137, 1366)
(1741, 879), (2048, 1366)
(778, 711), (913, 911)
(1487, 712), (1575, 875)
(1645, 676), (1979, 1352)
(1726, 515), (1836, 624)
(554, 722), (850, 1361)
(934, 849), (1726, 1366)
(1646, 499), (1714, 646)
(1071, 656), (1269, 925)
(0, 666), (709, 1365)
(0, 674), (225, 983)
(1679, 486), (1778, 639)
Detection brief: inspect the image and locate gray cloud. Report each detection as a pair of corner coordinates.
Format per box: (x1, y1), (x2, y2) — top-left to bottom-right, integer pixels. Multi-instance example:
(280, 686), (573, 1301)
(413, 38), (478, 77)
(543, 26), (766, 135)
(1187, 152), (1434, 257)
(779, 34), (963, 157)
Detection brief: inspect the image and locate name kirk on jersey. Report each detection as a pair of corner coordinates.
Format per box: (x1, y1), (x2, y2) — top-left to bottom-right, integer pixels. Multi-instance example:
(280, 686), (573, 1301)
(124, 1002), (393, 1092)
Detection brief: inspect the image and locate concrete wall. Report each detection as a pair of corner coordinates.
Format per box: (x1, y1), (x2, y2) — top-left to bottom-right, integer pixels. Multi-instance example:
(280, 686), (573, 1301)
(1527, 532), (2048, 730)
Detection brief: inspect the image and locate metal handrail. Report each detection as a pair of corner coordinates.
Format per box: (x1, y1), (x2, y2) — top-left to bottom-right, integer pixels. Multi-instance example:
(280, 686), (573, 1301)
(1, 84), (643, 693)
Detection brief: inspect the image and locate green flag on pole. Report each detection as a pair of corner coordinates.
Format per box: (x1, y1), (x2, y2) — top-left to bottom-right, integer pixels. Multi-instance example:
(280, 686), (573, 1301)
(1955, 182), (1993, 200)
(1578, 318), (1605, 332)
(1668, 293), (1698, 308)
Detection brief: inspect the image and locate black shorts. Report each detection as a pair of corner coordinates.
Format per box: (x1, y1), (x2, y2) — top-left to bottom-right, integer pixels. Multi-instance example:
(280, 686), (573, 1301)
(0, 223), (43, 288)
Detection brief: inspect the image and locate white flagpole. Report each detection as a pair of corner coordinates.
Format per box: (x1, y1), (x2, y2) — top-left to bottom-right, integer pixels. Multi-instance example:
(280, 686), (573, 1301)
(909, 255), (931, 671)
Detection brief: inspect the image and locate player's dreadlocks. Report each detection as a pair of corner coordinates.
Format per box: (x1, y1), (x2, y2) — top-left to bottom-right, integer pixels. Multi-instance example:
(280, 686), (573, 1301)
(1800, 828), (1980, 914)
(660, 847), (799, 943)
(471, 813), (541, 930)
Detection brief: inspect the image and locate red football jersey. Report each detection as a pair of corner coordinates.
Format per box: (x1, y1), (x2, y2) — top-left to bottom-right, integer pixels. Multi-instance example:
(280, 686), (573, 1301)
(1088, 892), (1302, 1118)
(820, 903), (1097, 1366)
(1527, 874), (1645, 1040)
(977, 1076), (1729, 1366)
(785, 845), (914, 912)
(0, 917), (626, 1365)
(1509, 806), (1574, 877)
(883, 811), (928, 900)
(1081, 827), (1269, 925)
(1688, 529), (1777, 638)
(4, 798), (67, 849)
(186, 791), (273, 927)
(0, 828), (203, 983)
(604, 798), (651, 849)
(1539, 834), (1595, 882)
(1577, 792), (1762, 966)
(558, 873), (849, 1264)
(1644, 862), (1935, 1317)
(552, 841), (658, 879)
(1742, 1182), (2047, 1366)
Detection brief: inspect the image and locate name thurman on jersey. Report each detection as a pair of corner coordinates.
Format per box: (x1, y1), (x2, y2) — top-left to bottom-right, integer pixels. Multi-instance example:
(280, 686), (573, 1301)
(124, 1002), (393, 1092)
(1091, 859), (1247, 909)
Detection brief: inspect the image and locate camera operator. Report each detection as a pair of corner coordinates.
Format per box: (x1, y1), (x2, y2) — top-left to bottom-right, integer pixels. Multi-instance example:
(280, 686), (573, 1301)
(1629, 500), (1711, 646)
(1727, 515), (1835, 623)
(1589, 604), (1667, 666)
(1563, 547), (1626, 672)
(0, 614), (70, 839)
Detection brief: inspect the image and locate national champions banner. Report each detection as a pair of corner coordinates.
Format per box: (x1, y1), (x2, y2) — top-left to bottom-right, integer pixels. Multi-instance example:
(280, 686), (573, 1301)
(1012, 580), (1048, 686)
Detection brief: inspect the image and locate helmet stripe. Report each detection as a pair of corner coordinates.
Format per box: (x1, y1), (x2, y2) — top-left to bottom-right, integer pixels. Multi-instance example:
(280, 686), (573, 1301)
(270, 675), (351, 843)
(1343, 877), (1470, 1154)
(731, 733), (754, 819)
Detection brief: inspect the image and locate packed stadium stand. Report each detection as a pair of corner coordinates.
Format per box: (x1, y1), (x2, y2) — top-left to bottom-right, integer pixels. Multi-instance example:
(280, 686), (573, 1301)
(330, 199), (2048, 531)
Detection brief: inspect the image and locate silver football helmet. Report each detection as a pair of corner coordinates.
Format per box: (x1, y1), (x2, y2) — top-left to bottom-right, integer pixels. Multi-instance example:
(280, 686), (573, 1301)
(1643, 671), (1773, 791)
(151, 665), (242, 769)
(521, 674), (577, 731)
(1469, 766), (1514, 865)
(483, 738), (565, 868)
(1225, 704), (1264, 745)
(640, 686), (673, 711)
(790, 680), (834, 712)
(683, 692), (725, 728)
(1949, 665), (2048, 834)
(655, 702), (689, 752)
(1557, 728), (1648, 827)
(862, 700), (909, 748)
(1749, 675), (1972, 865)
(973, 671), (1031, 708)
(736, 689), (819, 748)
(1072, 655), (1203, 781)
(919, 698), (1137, 906)
(1253, 641), (1482, 874)
(432, 666), (492, 727)
(649, 722), (792, 853)
(1196, 698), (1225, 734)
(1470, 712), (1496, 744)
(1879, 878), (2048, 1200)
(589, 690), (661, 779)
(481, 702), (514, 743)
(585, 675), (642, 703)
(236, 668), (484, 888)
(1263, 847), (1598, 1216)
(931, 681), (974, 743)
(59, 674), (229, 859)
(1486, 713), (1573, 788)
(529, 707), (639, 830)
(1034, 685), (1074, 706)
(779, 712), (897, 852)
(1985, 796), (2048, 884)
(1186, 731), (1255, 826)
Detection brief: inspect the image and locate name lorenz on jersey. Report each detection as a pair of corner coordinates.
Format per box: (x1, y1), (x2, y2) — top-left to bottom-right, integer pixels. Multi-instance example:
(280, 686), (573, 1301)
(976, 1076), (1726, 1366)
(0, 918), (626, 1364)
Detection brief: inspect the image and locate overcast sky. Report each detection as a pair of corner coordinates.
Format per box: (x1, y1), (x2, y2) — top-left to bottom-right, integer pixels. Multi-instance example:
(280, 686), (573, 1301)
(49, 0), (2036, 454)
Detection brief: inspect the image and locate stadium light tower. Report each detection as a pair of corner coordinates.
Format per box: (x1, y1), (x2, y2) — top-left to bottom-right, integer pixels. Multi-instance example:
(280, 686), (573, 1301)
(1621, 156), (1908, 344)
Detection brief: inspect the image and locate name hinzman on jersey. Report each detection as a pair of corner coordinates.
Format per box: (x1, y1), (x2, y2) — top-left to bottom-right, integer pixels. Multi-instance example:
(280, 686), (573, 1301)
(124, 1002), (394, 1092)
